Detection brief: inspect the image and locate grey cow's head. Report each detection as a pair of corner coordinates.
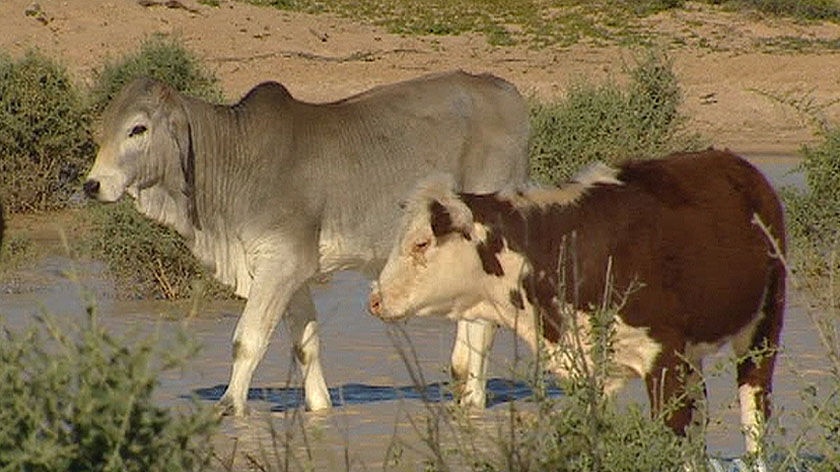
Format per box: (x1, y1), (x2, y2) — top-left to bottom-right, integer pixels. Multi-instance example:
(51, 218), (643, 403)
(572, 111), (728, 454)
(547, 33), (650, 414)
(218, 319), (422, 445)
(84, 77), (192, 203)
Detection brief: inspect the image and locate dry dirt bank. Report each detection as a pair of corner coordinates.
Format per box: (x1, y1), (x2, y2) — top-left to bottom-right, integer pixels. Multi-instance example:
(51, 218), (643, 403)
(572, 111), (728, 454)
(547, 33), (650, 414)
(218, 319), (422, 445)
(2, 0), (840, 155)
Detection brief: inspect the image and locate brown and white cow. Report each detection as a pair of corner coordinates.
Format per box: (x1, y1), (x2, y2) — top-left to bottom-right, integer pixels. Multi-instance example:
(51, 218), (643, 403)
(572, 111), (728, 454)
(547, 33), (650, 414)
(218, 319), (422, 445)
(369, 149), (786, 454)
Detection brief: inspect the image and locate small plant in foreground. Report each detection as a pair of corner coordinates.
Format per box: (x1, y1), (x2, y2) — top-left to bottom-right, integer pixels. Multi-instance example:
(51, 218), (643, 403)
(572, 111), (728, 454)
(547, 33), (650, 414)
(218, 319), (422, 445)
(0, 307), (219, 471)
(0, 51), (95, 213)
(81, 200), (230, 300)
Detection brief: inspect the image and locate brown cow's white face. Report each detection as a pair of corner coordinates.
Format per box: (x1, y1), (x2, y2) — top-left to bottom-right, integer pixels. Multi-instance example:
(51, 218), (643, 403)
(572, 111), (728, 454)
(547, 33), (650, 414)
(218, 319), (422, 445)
(370, 192), (485, 321)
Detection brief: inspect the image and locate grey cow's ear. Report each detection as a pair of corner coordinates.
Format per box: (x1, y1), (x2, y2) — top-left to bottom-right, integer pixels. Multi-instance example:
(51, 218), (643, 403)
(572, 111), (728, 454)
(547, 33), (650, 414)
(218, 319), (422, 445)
(146, 80), (200, 229)
(172, 110), (200, 230)
(157, 86), (201, 231)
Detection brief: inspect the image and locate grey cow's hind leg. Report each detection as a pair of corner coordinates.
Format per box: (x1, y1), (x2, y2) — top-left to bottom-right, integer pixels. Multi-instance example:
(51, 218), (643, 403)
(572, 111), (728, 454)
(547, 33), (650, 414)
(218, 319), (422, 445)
(286, 285), (331, 411)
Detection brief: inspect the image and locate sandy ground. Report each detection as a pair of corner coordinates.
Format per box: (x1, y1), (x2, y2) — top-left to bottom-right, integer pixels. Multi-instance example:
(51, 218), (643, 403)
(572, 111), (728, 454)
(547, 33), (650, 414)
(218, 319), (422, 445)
(2, 1), (839, 469)
(2, 0), (840, 156)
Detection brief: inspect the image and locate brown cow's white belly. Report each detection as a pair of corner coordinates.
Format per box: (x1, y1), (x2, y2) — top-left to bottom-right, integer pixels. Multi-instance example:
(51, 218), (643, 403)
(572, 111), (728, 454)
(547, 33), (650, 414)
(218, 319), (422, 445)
(540, 311), (662, 394)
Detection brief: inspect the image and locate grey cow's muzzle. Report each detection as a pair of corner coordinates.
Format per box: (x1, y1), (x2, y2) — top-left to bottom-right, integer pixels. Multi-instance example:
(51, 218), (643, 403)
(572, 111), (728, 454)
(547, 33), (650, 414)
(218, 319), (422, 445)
(83, 179), (101, 199)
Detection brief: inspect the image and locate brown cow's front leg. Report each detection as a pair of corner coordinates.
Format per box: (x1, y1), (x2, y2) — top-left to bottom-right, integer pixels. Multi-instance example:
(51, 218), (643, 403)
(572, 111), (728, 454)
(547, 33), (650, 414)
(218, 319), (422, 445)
(450, 319), (495, 408)
(644, 345), (693, 436)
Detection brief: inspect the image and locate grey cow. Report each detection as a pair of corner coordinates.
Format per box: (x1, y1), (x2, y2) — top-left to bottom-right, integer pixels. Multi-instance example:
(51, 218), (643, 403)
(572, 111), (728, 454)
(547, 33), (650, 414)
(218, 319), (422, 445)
(84, 71), (530, 415)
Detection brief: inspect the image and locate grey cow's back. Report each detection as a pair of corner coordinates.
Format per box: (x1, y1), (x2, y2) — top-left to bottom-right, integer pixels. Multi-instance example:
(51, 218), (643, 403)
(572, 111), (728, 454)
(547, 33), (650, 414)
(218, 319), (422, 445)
(316, 71), (529, 273)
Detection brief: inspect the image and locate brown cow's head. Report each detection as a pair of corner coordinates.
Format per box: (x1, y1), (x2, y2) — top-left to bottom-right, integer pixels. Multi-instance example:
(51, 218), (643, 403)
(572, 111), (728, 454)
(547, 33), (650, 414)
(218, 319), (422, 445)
(369, 175), (492, 321)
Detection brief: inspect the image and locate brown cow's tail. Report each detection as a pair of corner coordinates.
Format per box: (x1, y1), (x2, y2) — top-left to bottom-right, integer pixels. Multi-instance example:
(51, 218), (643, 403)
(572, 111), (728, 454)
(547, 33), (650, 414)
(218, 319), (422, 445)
(736, 210), (787, 454)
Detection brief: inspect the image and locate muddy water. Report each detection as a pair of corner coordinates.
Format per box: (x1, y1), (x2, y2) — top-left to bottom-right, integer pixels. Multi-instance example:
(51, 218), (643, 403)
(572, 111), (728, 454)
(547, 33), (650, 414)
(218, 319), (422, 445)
(1, 156), (832, 470)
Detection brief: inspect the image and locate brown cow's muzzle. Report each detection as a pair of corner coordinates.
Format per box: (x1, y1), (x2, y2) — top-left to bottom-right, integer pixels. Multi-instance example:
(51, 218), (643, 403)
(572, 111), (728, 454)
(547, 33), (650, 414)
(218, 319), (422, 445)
(368, 291), (383, 317)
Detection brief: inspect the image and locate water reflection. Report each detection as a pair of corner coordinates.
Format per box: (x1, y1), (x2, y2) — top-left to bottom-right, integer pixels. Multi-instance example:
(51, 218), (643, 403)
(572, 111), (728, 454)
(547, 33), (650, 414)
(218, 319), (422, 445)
(193, 378), (563, 412)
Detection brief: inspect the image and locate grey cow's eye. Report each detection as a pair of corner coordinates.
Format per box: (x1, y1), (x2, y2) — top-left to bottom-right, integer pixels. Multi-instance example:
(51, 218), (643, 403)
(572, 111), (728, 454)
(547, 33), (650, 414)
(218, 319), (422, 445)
(128, 125), (148, 137)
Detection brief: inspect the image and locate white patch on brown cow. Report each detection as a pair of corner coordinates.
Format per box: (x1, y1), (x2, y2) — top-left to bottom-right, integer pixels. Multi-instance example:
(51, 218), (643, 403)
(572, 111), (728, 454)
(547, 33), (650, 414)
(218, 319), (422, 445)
(499, 296), (662, 396)
(573, 161), (622, 187)
(501, 161), (622, 210)
(739, 383), (764, 455)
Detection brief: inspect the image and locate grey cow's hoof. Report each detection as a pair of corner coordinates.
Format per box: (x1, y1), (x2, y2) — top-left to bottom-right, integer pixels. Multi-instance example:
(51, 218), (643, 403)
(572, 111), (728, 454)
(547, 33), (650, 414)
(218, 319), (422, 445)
(215, 395), (249, 417)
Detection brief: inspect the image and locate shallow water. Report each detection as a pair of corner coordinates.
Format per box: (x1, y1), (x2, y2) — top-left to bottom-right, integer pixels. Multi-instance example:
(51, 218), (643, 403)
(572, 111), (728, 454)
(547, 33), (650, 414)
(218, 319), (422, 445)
(0, 157), (832, 470)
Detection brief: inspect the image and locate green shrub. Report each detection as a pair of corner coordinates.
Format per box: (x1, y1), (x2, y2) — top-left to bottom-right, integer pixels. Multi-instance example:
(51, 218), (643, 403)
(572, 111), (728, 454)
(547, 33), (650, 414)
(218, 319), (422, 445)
(88, 33), (223, 113)
(529, 50), (696, 185)
(0, 308), (218, 471)
(0, 51), (95, 213)
(83, 36), (228, 299)
(782, 127), (840, 249)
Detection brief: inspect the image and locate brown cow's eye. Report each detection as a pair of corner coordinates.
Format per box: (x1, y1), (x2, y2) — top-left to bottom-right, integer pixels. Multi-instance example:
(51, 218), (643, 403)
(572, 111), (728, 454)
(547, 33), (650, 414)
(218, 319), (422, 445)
(129, 125), (148, 137)
(413, 239), (430, 252)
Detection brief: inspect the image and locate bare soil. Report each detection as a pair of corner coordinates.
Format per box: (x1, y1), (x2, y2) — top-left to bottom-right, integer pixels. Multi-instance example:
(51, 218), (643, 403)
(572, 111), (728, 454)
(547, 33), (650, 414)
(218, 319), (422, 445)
(2, 0), (840, 156)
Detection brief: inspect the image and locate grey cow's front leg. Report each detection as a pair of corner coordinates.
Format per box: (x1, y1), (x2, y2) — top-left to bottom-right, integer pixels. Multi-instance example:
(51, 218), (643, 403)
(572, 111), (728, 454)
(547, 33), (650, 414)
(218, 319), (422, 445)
(217, 254), (323, 416)
(285, 285), (331, 411)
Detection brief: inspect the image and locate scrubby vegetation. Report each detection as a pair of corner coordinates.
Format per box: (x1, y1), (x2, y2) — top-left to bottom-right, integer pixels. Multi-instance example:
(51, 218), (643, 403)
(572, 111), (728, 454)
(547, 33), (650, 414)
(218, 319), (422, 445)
(529, 49), (697, 184)
(88, 34), (222, 114)
(81, 200), (230, 300)
(0, 52), (95, 213)
(783, 128), (840, 249)
(0, 308), (218, 471)
(248, 0), (840, 47)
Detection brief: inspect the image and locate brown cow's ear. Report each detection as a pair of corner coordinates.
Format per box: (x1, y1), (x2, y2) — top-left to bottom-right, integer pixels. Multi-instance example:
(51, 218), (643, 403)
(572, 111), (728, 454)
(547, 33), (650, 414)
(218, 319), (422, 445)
(429, 200), (453, 238)
(429, 199), (472, 240)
